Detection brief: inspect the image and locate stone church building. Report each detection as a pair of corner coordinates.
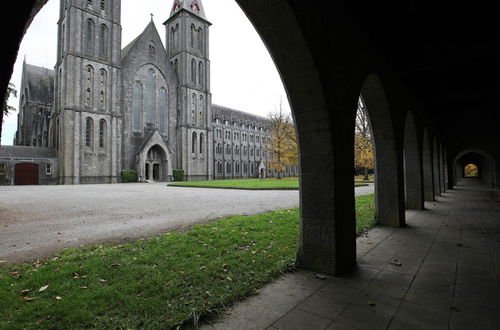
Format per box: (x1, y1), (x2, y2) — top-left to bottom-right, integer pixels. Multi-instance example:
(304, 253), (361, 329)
(0, 0), (297, 185)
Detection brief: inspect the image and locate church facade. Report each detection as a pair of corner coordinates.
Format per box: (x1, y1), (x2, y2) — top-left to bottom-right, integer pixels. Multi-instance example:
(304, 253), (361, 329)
(1, 0), (298, 185)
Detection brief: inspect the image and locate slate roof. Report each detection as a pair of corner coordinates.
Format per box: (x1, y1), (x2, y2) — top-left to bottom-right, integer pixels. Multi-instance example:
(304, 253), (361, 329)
(23, 63), (54, 105)
(212, 104), (270, 129)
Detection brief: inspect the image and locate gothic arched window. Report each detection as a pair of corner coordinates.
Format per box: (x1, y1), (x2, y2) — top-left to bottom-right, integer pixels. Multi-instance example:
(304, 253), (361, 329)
(99, 24), (108, 60)
(191, 93), (197, 125)
(159, 88), (167, 133)
(199, 133), (204, 154)
(132, 81), (143, 131)
(99, 69), (107, 110)
(190, 24), (195, 48)
(192, 132), (197, 154)
(99, 119), (107, 149)
(198, 95), (204, 126)
(86, 19), (95, 56)
(146, 69), (155, 122)
(85, 65), (94, 108)
(191, 59), (196, 83)
(198, 28), (203, 52)
(198, 61), (203, 86)
(85, 117), (94, 147)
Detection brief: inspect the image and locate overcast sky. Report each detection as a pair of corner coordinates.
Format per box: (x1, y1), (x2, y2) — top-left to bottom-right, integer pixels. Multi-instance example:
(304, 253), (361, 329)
(2, 0), (290, 145)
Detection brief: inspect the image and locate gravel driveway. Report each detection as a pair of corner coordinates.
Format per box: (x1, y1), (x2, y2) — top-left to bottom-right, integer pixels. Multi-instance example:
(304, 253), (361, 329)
(0, 183), (373, 263)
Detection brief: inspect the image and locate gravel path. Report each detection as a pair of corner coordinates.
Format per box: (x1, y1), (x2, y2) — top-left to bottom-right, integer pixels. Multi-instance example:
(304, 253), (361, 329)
(0, 183), (373, 263)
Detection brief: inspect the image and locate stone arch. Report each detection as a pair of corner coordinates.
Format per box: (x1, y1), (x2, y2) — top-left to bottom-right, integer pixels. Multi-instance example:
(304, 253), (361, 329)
(361, 74), (406, 226)
(403, 111), (424, 209)
(452, 148), (496, 188)
(135, 131), (173, 182)
(422, 128), (435, 201)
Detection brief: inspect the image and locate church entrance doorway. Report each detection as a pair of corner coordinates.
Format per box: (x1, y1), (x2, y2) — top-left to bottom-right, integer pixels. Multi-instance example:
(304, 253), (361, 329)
(15, 163), (39, 185)
(145, 145), (167, 182)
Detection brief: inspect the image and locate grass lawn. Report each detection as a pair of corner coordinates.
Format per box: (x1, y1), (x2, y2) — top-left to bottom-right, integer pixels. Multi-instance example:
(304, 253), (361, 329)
(169, 178), (367, 190)
(0, 194), (375, 329)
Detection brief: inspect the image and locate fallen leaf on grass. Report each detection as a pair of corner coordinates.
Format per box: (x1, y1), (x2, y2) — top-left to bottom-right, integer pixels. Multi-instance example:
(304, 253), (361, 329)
(110, 262), (121, 267)
(79, 286), (88, 290)
(55, 296), (63, 300)
(99, 279), (108, 283)
(9, 270), (21, 276)
(20, 289), (30, 294)
(199, 266), (208, 271)
(22, 297), (36, 302)
(39, 285), (49, 292)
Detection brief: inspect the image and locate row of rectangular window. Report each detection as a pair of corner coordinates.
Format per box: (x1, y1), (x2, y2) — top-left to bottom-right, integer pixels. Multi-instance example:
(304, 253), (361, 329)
(214, 119), (266, 131)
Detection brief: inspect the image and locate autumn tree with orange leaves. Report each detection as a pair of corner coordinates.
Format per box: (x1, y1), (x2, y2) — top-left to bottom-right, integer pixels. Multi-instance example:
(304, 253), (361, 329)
(355, 97), (374, 180)
(266, 102), (298, 179)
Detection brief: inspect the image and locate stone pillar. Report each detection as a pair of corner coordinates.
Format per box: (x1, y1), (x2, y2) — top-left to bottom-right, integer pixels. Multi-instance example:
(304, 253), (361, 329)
(422, 130), (434, 201)
(404, 113), (424, 209)
(235, 0), (357, 275)
(363, 76), (406, 227)
(440, 145), (446, 193)
(433, 139), (441, 196)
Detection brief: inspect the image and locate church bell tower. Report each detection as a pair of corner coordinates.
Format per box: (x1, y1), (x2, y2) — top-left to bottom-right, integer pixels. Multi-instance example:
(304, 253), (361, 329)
(164, 0), (213, 180)
(54, 0), (122, 184)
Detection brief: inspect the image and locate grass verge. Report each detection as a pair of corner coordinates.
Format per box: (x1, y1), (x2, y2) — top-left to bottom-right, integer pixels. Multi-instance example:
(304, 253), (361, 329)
(0, 194), (375, 329)
(169, 178), (367, 190)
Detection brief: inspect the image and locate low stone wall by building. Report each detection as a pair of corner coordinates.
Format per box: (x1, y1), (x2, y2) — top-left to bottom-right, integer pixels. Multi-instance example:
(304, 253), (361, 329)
(0, 146), (59, 185)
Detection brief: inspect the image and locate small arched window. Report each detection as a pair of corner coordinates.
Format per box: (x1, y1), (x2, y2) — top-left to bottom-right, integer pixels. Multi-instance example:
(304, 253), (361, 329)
(86, 19), (95, 56)
(85, 65), (94, 108)
(191, 59), (196, 83)
(99, 24), (108, 59)
(198, 95), (204, 126)
(198, 61), (203, 86)
(198, 27), (203, 52)
(132, 81), (143, 131)
(85, 117), (94, 147)
(99, 69), (107, 109)
(149, 41), (156, 56)
(191, 93), (197, 125)
(99, 119), (107, 149)
(100, 0), (106, 11)
(190, 24), (195, 48)
(192, 132), (197, 154)
(199, 133), (204, 154)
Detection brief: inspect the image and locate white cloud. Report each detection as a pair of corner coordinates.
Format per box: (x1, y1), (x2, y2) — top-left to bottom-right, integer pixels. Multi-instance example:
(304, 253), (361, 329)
(2, 0), (290, 145)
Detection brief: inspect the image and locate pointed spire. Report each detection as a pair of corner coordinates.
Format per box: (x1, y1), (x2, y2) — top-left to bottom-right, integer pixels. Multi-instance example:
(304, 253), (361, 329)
(169, 0), (207, 21)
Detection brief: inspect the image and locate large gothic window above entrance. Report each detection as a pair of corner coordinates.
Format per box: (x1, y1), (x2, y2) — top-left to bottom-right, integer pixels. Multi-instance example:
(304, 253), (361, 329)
(159, 88), (167, 133)
(146, 69), (155, 123)
(132, 81), (143, 131)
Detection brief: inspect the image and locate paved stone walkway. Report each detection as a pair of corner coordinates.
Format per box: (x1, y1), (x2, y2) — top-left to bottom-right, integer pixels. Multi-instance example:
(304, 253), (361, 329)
(202, 180), (500, 329)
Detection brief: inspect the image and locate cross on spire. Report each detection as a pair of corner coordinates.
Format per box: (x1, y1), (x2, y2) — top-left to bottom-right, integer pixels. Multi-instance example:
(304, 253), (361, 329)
(150, 13), (154, 21)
